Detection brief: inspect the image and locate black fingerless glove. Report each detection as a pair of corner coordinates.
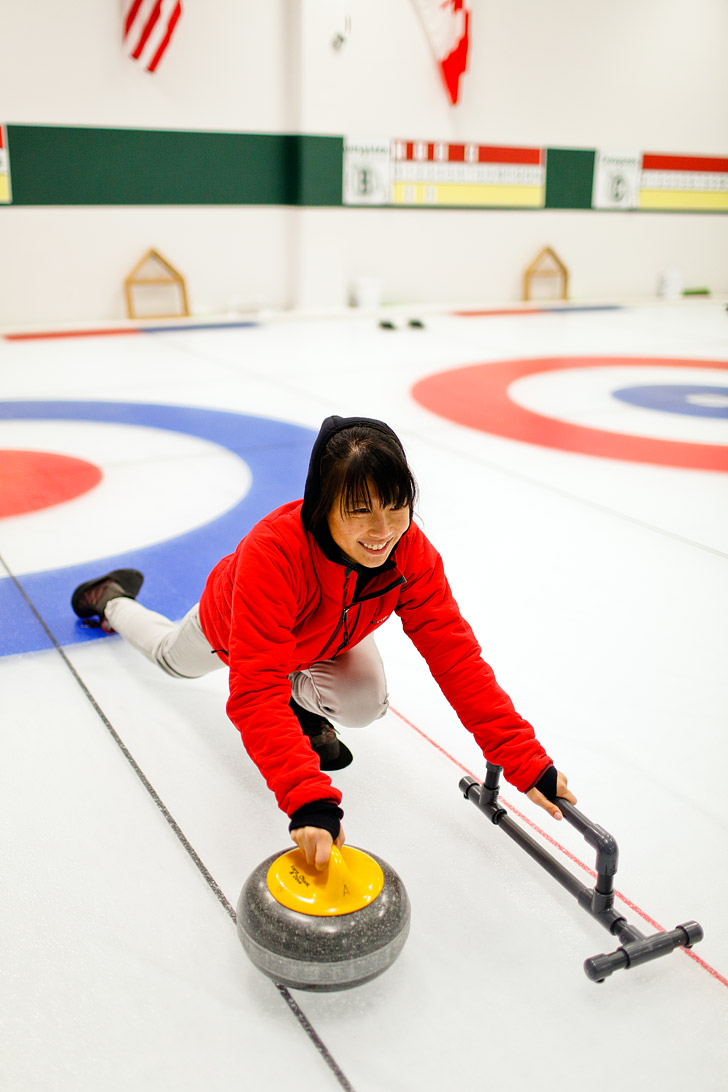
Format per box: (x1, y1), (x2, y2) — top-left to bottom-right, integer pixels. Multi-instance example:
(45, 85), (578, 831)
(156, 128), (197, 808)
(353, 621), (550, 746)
(534, 765), (559, 802)
(288, 799), (344, 841)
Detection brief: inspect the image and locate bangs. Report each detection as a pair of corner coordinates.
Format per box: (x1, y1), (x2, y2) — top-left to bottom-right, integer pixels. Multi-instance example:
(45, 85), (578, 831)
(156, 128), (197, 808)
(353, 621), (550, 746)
(337, 446), (414, 514)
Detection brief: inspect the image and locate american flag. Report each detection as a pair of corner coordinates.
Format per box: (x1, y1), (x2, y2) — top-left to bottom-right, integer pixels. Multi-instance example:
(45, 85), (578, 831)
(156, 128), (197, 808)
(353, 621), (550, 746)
(411, 0), (470, 106)
(123, 0), (183, 73)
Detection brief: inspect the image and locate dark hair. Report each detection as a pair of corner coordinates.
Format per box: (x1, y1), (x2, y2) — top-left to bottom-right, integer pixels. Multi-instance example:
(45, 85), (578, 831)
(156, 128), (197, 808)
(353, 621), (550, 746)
(308, 425), (417, 535)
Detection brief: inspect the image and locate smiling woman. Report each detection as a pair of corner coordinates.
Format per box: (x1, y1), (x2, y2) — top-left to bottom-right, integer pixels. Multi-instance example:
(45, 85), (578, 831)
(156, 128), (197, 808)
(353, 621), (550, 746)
(68, 413), (576, 878)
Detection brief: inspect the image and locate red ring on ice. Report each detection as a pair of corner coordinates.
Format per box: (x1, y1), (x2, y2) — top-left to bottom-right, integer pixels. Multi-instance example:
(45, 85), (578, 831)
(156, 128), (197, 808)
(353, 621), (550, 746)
(412, 356), (728, 472)
(0, 450), (102, 517)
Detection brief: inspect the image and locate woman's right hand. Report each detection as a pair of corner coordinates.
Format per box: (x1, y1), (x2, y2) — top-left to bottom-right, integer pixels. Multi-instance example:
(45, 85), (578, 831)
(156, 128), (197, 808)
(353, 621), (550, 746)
(290, 824), (346, 871)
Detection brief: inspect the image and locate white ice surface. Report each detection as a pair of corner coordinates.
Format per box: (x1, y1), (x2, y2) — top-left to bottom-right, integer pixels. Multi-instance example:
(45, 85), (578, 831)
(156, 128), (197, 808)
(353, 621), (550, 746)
(2, 302), (727, 1092)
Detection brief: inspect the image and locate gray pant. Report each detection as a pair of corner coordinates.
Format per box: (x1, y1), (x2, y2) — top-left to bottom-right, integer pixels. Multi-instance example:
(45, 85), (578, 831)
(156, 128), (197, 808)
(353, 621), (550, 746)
(103, 597), (389, 728)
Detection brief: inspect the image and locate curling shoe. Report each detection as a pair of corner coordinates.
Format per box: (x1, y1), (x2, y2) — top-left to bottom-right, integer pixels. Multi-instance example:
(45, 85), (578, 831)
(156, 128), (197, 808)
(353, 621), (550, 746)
(71, 568), (144, 634)
(289, 697), (354, 771)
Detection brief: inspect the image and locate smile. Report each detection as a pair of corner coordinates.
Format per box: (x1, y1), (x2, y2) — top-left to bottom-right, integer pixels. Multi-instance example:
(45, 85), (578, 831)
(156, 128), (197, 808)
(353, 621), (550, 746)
(361, 541), (389, 551)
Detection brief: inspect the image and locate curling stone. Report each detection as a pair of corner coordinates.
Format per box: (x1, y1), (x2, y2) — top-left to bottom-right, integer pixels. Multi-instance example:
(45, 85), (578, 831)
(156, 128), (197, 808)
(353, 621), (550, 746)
(236, 845), (410, 991)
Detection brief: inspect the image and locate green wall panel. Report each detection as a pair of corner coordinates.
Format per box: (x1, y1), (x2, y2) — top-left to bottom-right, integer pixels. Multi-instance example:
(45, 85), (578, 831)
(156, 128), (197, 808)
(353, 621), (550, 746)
(5, 125), (343, 207)
(297, 134), (344, 207)
(4, 126), (722, 212)
(544, 148), (595, 209)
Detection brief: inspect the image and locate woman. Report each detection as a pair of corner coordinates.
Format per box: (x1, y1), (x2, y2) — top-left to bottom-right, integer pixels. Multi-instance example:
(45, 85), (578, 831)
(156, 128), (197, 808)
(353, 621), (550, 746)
(72, 414), (576, 869)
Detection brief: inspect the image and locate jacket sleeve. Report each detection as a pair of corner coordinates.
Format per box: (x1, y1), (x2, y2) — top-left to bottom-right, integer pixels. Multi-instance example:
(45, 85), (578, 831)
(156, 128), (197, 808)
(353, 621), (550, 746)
(224, 529), (342, 818)
(395, 527), (552, 793)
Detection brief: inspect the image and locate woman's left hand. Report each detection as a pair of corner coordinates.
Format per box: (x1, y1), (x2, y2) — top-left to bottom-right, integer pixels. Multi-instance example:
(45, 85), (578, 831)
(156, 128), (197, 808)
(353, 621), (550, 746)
(526, 770), (576, 821)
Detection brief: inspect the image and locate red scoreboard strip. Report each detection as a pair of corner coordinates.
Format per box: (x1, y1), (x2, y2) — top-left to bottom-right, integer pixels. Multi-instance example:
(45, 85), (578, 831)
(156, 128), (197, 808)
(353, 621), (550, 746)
(640, 152), (728, 211)
(393, 141), (543, 165)
(391, 140), (545, 208)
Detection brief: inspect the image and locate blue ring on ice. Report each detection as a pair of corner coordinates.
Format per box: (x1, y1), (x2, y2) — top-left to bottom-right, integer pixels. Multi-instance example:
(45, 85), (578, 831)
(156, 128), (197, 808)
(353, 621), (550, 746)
(0, 401), (314, 656)
(611, 384), (728, 418)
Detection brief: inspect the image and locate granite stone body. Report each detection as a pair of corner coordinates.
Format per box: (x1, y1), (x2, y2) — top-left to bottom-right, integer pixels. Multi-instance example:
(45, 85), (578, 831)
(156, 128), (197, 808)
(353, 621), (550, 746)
(236, 848), (411, 991)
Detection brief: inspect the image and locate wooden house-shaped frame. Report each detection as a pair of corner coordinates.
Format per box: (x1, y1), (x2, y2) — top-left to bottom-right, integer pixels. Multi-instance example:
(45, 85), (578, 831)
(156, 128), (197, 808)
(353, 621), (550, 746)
(124, 249), (190, 320)
(523, 246), (569, 302)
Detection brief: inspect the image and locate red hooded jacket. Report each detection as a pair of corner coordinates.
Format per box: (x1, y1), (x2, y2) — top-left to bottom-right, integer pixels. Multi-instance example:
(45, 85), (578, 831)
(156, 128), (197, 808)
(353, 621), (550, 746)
(198, 498), (552, 821)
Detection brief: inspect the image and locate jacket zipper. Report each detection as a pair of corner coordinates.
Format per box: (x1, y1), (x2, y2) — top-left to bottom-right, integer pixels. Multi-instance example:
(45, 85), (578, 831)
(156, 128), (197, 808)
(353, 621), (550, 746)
(317, 568), (407, 660)
(337, 603), (354, 657)
(317, 569), (356, 659)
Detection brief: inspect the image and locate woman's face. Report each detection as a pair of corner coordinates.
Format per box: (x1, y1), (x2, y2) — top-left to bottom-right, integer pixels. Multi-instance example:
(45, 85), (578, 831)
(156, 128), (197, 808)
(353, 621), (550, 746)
(327, 486), (410, 568)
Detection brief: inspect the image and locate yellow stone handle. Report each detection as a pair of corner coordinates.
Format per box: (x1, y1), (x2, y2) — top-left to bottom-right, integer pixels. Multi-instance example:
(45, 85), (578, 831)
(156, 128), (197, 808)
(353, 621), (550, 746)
(327, 845), (350, 880)
(267, 845), (385, 917)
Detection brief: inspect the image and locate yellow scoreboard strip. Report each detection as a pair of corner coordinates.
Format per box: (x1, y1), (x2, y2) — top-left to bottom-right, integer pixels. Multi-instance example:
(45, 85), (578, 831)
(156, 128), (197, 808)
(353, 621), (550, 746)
(392, 181), (544, 207)
(639, 157), (728, 212)
(639, 189), (728, 211)
(0, 123), (10, 203)
(0, 124), (11, 203)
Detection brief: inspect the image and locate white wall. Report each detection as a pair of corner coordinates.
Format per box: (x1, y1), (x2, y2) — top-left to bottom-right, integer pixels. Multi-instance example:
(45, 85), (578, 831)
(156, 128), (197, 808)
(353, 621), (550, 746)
(300, 0), (728, 149)
(295, 0), (728, 308)
(1, 0), (727, 325)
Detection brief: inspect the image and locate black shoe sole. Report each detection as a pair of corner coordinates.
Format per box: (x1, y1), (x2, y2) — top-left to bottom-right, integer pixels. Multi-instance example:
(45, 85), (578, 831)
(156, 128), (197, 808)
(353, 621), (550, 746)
(71, 568), (145, 618)
(289, 698), (354, 771)
(317, 740), (354, 771)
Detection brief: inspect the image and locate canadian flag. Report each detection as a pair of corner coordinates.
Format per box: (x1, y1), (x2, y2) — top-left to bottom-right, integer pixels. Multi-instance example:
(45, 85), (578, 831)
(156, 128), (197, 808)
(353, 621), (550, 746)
(123, 0), (183, 73)
(411, 0), (470, 105)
